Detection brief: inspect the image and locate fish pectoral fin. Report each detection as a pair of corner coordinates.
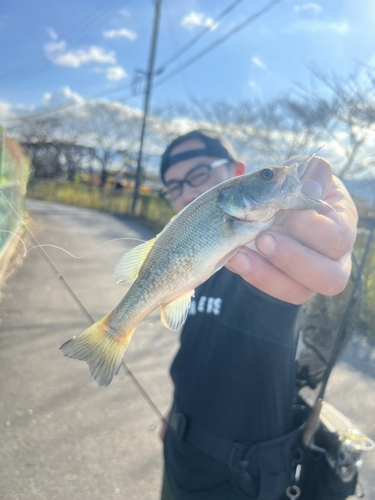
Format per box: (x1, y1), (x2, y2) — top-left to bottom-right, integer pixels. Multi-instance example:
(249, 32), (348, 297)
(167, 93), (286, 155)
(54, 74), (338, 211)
(115, 237), (157, 283)
(218, 212), (238, 234)
(60, 315), (135, 387)
(218, 220), (234, 234)
(160, 291), (195, 331)
(214, 248), (239, 273)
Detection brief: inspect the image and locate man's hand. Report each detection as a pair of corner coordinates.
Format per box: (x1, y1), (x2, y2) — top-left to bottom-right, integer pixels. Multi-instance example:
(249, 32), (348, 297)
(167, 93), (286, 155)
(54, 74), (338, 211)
(226, 156), (358, 304)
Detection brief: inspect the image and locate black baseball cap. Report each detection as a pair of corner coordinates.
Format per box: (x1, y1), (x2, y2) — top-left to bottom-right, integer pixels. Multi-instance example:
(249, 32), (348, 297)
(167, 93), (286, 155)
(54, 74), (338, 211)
(160, 129), (236, 184)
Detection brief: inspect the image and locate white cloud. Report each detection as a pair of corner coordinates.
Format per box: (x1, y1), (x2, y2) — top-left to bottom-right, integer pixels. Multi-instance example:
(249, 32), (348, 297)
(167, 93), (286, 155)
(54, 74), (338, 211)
(251, 56), (267, 70)
(41, 87), (85, 108)
(103, 28), (137, 40)
(44, 40), (67, 57)
(0, 101), (15, 121)
(203, 18), (217, 30)
(248, 81), (257, 88)
(294, 3), (322, 14)
(119, 9), (130, 17)
(44, 31), (117, 68)
(105, 66), (127, 81)
(0, 90), (85, 122)
(45, 43), (116, 68)
(285, 19), (349, 34)
(47, 27), (58, 40)
(181, 11), (217, 30)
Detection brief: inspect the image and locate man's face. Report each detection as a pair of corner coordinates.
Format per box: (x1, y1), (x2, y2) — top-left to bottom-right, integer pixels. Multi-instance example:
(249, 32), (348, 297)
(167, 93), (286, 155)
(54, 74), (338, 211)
(163, 139), (236, 213)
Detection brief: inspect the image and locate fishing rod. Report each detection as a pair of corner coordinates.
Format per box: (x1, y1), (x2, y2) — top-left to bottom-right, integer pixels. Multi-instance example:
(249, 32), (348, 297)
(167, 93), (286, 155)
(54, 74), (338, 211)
(0, 190), (165, 422)
(303, 217), (375, 446)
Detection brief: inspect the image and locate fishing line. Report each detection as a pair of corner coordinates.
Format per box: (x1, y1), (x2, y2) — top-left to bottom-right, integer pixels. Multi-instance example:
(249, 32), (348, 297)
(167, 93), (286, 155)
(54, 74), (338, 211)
(0, 227), (148, 261)
(0, 190), (165, 422)
(0, 214), (148, 261)
(0, 230), (28, 256)
(27, 238), (147, 259)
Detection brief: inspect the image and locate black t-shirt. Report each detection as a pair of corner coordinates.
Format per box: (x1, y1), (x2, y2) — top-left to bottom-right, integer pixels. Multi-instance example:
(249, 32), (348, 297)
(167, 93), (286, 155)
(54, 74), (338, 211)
(165, 268), (300, 498)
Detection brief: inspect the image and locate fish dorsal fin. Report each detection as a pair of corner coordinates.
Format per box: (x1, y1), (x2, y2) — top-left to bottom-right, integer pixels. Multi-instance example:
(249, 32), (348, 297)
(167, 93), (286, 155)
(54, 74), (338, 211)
(115, 237), (157, 283)
(160, 291), (195, 331)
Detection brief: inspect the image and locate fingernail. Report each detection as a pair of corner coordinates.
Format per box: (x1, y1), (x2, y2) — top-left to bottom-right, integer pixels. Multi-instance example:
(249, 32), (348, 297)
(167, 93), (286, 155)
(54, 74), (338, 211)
(256, 233), (276, 257)
(227, 251), (252, 275)
(301, 178), (323, 199)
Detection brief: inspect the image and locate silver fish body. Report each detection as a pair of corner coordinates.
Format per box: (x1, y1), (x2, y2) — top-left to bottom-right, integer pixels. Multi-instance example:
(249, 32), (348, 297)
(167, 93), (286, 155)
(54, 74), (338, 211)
(60, 161), (320, 386)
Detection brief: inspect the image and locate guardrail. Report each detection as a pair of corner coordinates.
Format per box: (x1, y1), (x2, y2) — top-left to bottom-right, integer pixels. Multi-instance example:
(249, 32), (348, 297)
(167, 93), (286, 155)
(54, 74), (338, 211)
(0, 130), (30, 271)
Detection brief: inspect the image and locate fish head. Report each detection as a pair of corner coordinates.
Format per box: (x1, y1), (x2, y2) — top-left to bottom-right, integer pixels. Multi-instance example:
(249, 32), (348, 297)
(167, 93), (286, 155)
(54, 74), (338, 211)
(217, 162), (320, 222)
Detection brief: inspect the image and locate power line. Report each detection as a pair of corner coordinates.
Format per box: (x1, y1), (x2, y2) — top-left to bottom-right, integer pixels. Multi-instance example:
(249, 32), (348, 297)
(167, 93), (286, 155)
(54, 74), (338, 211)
(161, 1), (193, 98)
(154, 0), (285, 88)
(1, 76), (139, 124)
(1, 0), (244, 121)
(156, 0), (244, 75)
(59, 0), (125, 47)
(0, 0), (126, 87)
(2, 0), (285, 124)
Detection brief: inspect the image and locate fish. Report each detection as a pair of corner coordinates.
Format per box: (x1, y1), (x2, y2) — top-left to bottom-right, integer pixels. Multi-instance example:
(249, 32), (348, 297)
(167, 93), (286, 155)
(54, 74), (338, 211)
(60, 157), (321, 386)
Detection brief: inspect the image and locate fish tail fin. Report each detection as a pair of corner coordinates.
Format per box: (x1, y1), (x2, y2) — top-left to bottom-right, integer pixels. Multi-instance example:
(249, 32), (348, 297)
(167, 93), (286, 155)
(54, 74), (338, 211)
(60, 315), (135, 387)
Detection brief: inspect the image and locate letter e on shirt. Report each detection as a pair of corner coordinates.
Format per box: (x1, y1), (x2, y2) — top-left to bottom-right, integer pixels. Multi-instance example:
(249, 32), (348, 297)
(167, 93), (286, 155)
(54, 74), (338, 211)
(189, 296), (222, 316)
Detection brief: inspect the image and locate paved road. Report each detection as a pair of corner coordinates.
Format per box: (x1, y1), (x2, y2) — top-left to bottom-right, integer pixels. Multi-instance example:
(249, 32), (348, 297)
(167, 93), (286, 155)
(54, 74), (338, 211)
(1, 200), (179, 500)
(0, 200), (374, 500)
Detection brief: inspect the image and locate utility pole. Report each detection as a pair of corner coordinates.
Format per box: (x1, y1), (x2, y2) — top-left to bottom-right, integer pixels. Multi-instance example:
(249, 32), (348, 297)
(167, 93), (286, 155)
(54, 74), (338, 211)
(131, 0), (162, 215)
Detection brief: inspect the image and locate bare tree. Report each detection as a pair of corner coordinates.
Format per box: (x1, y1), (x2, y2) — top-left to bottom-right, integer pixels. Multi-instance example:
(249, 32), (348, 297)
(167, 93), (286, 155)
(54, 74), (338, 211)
(73, 102), (142, 186)
(152, 96), (331, 169)
(251, 96), (331, 165)
(10, 115), (66, 178)
(306, 65), (375, 178)
(11, 101), (144, 183)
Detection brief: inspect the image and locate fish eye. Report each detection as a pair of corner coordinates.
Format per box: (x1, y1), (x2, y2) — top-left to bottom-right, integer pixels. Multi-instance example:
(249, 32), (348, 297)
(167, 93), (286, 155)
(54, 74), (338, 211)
(260, 168), (274, 180)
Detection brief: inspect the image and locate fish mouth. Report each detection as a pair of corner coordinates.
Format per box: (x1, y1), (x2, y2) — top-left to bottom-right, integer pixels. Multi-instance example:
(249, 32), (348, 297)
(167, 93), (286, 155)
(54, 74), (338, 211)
(222, 210), (275, 224)
(222, 212), (249, 223)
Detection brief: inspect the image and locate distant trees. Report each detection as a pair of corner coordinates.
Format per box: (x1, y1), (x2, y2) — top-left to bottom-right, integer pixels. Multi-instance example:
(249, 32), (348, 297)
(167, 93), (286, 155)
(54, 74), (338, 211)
(11, 115), (65, 179)
(152, 65), (375, 180)
(9, 64), (375, 185)
(151, 95), (348, 175)
(71, 102), (142, 186)
(11, 102), (143, 186)
(306, 65), (375, 178)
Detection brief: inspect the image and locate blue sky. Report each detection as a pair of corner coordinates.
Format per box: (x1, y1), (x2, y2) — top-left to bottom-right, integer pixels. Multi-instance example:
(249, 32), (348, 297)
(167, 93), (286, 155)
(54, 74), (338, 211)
(1, 0), (375, 117)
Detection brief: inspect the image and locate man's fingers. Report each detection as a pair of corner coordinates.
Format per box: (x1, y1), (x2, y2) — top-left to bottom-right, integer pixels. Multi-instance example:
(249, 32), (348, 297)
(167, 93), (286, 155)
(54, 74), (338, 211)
(278, 160), (357, 261)
(283, 209), (350, 260)
(226, 156), (357, 304)
(282, 155), (332, 199)
(226, 249), (316, 305)
(254, 231), (352, 295)
(284, 179), (358, 261)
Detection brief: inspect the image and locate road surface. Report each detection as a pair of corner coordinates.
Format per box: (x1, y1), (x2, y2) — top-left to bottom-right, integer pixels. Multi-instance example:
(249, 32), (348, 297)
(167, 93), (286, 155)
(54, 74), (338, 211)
(0, 199), (374, 500)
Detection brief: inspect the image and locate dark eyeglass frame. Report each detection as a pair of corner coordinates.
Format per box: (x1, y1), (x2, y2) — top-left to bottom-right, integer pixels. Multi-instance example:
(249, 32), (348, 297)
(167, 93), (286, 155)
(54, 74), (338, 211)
(159, 158), (231, 201)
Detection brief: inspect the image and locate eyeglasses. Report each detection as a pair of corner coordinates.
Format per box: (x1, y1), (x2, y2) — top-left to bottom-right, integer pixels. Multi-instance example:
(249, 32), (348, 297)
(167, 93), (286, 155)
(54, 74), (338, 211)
(160, 158), (231, 201)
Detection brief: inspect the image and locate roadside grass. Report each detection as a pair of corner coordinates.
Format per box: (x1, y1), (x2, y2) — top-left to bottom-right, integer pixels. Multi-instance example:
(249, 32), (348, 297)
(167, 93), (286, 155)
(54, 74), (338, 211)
(26, 180), (174, 230)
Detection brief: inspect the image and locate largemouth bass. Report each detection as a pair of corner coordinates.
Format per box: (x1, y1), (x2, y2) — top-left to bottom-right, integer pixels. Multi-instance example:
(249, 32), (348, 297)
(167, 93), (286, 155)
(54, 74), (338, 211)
(60, 159), (320, 386)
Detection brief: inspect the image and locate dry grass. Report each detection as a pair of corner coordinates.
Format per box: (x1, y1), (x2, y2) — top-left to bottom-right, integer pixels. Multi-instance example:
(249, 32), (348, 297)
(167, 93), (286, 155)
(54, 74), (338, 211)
(26, 180), (174, 230)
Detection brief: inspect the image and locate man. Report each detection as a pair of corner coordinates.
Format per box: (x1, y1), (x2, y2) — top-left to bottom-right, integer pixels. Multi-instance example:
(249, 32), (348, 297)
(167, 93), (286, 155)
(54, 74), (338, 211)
(158, 129), (358, 500)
